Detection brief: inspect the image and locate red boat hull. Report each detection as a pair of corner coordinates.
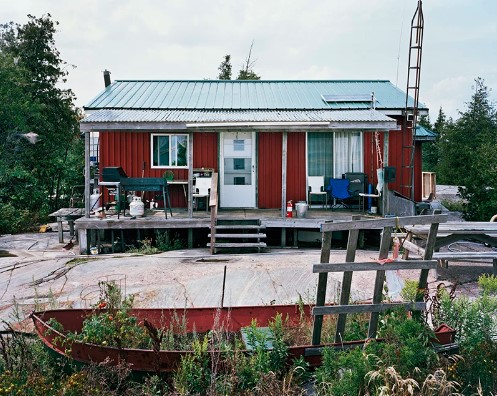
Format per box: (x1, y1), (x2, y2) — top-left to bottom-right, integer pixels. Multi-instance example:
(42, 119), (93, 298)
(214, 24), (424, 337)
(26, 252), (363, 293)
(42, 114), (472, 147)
(31, 305), (335, 372)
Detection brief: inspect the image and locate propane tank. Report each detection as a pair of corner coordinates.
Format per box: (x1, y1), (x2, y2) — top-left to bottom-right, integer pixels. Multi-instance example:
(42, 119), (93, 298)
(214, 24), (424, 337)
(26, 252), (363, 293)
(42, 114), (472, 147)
(90, 189), (101, 211)
(286, 200), (293, 218)
(129, 196), (145, 217)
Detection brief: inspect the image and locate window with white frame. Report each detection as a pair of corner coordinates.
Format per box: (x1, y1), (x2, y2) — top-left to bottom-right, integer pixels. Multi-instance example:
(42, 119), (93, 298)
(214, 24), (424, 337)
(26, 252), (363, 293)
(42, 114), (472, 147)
(307, 131), (363, 179)
(151, 134), (188, 168)
(333, 131), (362, 178)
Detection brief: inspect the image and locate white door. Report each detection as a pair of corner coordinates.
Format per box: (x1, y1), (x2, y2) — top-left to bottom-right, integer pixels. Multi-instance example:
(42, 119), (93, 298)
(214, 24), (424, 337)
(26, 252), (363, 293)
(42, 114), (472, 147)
(220, 131), (256, 208)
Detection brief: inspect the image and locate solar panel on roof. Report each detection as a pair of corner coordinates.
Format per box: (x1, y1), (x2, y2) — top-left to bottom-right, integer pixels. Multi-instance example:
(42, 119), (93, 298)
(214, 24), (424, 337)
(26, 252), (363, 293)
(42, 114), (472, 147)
(322, 94), (373, 102)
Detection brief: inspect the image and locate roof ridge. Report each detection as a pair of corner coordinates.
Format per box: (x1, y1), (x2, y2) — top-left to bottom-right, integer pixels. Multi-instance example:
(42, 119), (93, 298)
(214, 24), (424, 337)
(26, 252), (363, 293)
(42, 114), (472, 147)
(113, 79), (392, 83)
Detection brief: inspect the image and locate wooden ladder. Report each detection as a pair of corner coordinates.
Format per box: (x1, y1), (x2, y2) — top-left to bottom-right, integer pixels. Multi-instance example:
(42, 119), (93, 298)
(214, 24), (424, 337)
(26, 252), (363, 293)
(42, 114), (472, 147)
(309, 213), (447, 354)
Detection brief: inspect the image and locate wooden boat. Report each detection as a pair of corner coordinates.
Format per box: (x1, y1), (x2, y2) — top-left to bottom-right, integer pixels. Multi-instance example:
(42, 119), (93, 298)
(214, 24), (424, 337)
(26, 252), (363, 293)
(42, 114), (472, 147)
(32, 304), (361, 373)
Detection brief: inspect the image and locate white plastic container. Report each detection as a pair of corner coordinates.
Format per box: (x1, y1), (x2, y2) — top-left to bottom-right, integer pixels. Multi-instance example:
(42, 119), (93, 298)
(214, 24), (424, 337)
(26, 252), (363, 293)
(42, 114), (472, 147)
(129, 196), (145, 217)
(90, 189), (101, 210)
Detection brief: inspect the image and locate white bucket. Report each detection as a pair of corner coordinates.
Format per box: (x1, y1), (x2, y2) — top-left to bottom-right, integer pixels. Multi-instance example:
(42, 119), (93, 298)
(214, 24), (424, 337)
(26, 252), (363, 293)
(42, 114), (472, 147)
(295, 201), (308, 218)
(370, 206), (377, 214)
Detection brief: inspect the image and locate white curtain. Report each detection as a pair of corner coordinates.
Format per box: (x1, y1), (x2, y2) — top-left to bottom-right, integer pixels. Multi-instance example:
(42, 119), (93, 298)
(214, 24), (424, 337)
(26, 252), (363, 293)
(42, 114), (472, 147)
(333, 131), (362, 178)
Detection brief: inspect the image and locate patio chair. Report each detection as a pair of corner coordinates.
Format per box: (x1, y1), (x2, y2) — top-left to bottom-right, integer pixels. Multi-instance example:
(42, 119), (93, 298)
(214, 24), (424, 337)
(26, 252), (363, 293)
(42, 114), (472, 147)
(193, 177), (212, 211)
(308, 176), (328, 209)
(327, 178), (352, 210)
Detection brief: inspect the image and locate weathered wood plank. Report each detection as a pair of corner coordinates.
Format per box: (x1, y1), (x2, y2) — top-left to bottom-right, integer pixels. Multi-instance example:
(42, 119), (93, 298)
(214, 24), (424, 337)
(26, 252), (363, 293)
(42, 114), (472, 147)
(312, 230), (332, 345)
(208, 233), (267, 239)
(402, 239), (426, 257)
(407, 222), (497, 235)
(76, 218), (211, 229)
(368, 226), (392, 338)
(320, 214), (447, 232)
(207, 242), (267, 248)
(433, 252), (497, 260)
(314, 302), (426, 316)
(215, 225), (266, 230)
(313, 260), (437, 273)
(335, 229), (359, 342)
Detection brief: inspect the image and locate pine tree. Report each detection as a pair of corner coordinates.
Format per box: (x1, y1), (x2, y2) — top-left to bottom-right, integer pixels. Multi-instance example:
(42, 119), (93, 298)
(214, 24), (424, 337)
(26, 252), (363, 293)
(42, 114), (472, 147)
(437, 78), (497, 220)
(217, 54), (232, 80)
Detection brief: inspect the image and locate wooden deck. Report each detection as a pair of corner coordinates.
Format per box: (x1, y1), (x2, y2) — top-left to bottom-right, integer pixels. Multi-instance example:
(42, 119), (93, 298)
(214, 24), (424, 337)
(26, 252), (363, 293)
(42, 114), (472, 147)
(75, 207), (372, 254)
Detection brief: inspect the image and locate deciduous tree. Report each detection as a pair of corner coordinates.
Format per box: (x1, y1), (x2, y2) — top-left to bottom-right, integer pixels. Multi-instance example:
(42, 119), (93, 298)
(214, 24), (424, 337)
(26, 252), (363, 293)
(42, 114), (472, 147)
(0, 14), (82, 232)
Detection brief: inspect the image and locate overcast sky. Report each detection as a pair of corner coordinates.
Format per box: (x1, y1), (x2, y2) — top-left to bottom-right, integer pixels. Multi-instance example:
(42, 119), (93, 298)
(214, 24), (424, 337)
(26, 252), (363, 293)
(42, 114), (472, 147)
(2, 0), (496, 121)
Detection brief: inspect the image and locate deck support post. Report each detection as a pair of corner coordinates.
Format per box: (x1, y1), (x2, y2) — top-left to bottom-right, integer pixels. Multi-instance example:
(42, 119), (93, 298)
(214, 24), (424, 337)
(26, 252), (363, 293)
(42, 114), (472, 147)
(281, 132), (288, 218)
(280, 228), (286, 247)
(84, 131), (90, 218)
(188, 229), (193, 248)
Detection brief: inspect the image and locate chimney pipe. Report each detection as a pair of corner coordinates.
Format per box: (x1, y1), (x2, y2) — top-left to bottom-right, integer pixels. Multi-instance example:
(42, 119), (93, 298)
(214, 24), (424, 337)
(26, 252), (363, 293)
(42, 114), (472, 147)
(103, 69), (111, 87)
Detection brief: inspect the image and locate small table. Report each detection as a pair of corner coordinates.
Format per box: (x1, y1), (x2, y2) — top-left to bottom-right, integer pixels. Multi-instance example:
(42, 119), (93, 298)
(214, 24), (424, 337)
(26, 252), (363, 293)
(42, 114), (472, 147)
(49, 208), (84, 243)
(404, 222), (497, 273)
(358, 192), (380, 213)
(167, 179), (189, 201)
(121, 177), (172, 218)
(405, 222), (497, 250)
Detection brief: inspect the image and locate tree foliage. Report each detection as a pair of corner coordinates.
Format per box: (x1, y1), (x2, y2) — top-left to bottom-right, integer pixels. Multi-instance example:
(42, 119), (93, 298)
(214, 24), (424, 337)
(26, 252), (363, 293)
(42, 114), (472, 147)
(421, 108), (452, 172)
(0, 14), (82, 233)
(217, 54), (232, 80)
(436, 78), (497, 220)
(216, 42), (261, 81)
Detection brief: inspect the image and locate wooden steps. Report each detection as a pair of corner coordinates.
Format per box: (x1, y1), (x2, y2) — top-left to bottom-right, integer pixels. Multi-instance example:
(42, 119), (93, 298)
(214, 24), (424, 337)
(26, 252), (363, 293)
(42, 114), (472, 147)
(208, 219), (267, 253)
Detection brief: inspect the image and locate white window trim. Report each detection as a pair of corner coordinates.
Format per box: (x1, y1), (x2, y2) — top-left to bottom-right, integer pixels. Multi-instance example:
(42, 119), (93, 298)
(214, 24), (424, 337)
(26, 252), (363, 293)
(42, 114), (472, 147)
(150, 133), (189, 169)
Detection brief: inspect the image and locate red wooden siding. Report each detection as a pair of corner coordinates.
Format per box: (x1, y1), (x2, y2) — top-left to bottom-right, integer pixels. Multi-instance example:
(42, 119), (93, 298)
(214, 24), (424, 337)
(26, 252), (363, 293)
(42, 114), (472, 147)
(363, 121), (422, 201)
(286, 133), (307, 204)
(99, 131), (218, 207)
(193, 132), (218, 171)
(258, 132), (283, 208)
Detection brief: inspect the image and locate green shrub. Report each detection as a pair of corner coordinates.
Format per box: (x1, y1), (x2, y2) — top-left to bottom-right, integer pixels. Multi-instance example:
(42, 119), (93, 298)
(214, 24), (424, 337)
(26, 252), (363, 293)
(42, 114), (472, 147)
(400, 279), (419, 302)
(0, 202), (38, 233)
(434, 290), (497, 394)
(372, 311), (438, 380)
(478, 274), (497, 295)
(314, 346), (369, 395)
(156, 231), (184, 252)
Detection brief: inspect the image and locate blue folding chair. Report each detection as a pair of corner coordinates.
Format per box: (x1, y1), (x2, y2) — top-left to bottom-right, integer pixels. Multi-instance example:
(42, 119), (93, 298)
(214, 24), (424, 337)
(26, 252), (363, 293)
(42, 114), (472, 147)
(326, 178), (352, 210)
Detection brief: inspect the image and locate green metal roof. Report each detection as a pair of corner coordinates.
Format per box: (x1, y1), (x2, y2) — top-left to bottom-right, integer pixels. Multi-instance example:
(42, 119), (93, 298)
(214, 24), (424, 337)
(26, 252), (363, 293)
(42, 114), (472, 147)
(414, 125), (437, 141)
(85, 80), (425, 111)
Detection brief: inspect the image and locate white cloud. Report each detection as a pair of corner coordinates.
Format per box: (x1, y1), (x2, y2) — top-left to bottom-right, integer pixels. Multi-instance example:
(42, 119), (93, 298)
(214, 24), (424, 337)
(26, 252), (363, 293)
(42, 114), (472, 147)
(2, 0), (496, 118)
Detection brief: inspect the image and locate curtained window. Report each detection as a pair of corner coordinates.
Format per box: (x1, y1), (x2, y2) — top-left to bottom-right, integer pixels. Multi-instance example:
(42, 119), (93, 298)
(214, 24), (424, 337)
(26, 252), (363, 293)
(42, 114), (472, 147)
(333, 131), (363, 178)
(307, 132), (334, 181)
(307, 131), (363, 180)
(151, 134), (188, 168)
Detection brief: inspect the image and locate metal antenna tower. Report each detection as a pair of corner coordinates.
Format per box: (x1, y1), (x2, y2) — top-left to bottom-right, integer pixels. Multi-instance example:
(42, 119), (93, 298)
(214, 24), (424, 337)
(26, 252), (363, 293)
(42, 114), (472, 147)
(402, 0), (424, 200)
